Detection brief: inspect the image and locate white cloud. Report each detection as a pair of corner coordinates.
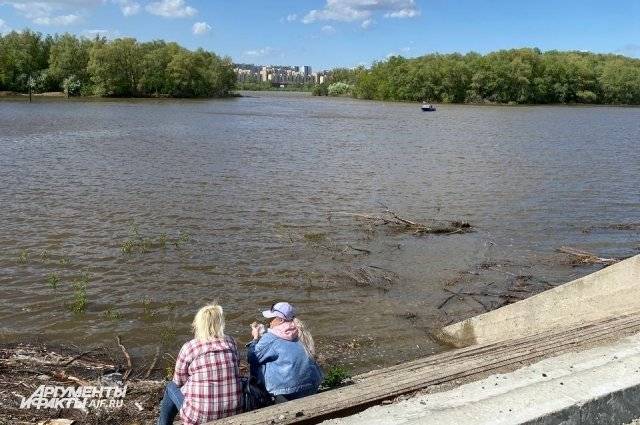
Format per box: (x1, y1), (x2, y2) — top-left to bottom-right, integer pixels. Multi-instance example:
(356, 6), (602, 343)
(112, 0), (140, 16)
(302, 0), (419, 25)
(361, 18), (374, 29)
(2, 1), (102, 26)
(321, 24), (335, 35)
(192, 21), (211, 35)
(385, 8), (418, 18)
(33, 13), (81, 24)
(243, 46), (276, 57)
(145, 0), (196, 18)
(0, 0), (91, 26)
(0, 18), (10, 33)
(285, 13), (297, 22)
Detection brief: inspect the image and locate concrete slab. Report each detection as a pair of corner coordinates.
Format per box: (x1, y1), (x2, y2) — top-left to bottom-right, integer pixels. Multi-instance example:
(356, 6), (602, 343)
(438, 254), (640, 347)
(323, 332), (640, 425)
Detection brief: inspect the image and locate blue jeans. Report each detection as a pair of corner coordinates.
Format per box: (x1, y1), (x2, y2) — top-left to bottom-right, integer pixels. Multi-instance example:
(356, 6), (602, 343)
(157, 381), (184, 425)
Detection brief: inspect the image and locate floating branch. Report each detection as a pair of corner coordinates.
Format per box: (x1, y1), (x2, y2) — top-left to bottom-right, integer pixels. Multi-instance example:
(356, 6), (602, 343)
(556, 246), (621, 266)
(330, 209), (472, 235)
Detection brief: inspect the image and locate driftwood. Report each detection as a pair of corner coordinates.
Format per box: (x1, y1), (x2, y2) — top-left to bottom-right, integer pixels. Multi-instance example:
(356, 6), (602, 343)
(60, 349), (97, 367)
(1, 344), (165, 424)
(557, 246), (621, 266)
(52, 370), (90, 387)
(344, 266), (398, 291)
(331, 210), (471, 235)
(116, 335), (133, 381)
(144, 346), (161, 379)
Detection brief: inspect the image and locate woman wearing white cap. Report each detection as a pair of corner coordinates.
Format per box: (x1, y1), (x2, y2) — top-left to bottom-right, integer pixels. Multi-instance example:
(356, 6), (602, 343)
(247, 302), (323, 403)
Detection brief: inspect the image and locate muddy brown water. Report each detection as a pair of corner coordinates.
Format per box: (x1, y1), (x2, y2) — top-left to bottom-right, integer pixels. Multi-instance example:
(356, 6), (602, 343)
(1, 92), (639, 373)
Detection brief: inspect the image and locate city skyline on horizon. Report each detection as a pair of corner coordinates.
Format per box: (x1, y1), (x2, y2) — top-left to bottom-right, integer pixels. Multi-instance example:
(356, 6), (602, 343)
(1, 0), (639, 70)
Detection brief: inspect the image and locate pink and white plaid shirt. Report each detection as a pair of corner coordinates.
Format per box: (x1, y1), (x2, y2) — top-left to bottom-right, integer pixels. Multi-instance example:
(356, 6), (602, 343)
(173, 336), (243, 424)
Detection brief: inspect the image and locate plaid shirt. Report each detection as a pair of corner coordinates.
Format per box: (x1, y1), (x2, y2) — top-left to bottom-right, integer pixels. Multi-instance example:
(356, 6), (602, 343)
(173, 336), (243, 424)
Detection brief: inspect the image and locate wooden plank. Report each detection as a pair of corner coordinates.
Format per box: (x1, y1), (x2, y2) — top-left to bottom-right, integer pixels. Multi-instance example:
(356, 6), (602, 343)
(358, 313), (632, 380)
(212, 314), (640, 425)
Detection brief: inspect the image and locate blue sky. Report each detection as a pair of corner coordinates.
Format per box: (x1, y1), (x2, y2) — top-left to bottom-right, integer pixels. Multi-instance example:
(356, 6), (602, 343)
(1, 0), (639, 70)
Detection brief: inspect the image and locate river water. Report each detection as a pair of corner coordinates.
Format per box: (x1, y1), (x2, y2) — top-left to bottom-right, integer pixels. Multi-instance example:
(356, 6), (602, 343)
(1, 92), (639, 372)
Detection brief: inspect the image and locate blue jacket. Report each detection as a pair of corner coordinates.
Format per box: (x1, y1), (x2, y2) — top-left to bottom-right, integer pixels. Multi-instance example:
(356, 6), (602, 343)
(247, 332), (323, 396)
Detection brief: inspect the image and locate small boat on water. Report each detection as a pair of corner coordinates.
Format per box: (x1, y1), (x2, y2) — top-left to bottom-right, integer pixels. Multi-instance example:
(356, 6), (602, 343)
(421, 103), (436, 112)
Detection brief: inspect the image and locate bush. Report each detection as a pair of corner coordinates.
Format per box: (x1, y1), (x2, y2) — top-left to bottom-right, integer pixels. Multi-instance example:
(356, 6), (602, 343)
(327, 82), (352, 97)
(63, 75), (81, 96)
(312, 83), (329, 96)
(322, 365), (351, 388)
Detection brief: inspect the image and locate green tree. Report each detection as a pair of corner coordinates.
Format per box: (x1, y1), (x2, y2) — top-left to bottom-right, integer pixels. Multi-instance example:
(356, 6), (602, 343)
(48, 33), (91, 89)
(88, 37), (143, 96)
(0, 30), (52, 92)
(139, 41), (181, 96)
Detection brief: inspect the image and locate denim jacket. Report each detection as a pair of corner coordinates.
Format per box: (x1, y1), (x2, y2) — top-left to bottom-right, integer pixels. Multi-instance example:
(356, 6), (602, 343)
(247, 331), (323, 396)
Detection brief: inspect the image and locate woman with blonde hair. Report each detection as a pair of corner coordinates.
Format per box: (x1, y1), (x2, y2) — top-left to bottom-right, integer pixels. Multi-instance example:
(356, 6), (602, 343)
(158, 303), (242, 425)
(247, 302), (323, 404)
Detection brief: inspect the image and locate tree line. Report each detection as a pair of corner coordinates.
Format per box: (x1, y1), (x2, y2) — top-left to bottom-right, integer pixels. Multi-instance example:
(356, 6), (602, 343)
(0, 30), (236, 98)
(318, 48), (640, 104)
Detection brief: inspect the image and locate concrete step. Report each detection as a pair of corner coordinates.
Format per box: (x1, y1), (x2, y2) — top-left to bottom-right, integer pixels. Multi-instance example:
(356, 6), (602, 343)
(324, 332), (640, 425)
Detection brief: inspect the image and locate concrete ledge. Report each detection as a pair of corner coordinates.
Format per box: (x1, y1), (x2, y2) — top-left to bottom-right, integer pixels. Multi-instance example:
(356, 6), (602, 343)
(437, 254), (640, 347)
(324, 332), (640, 425)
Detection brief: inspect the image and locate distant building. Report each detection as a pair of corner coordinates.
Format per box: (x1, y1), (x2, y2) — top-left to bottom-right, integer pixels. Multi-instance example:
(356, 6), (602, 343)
(233, 63), (322, 85)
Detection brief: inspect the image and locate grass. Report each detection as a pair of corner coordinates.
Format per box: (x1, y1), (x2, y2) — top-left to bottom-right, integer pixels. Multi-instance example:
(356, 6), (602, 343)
(121, 224), (189, 254)
(103, 307), (122, 321)
(159, 324), (177, 346)
(17, 249), (28, 264)
(174, 231), (190, 248)
(158, 232), (167, 249)
(69, 272), (89, 314)
(164, 355), (176, 380)
(322, 365), (351, 388)
(120, 240), (135, 254)
(142, 297), (157, 320)
(303, 232), (327, 242)
(59, 255), (71, 266)
(39, 249), (49, 261)
(46, 272), (60, 289)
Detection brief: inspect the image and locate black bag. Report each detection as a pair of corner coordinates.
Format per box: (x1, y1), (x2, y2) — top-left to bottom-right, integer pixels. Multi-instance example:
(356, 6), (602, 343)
(241, 377), (274, 412)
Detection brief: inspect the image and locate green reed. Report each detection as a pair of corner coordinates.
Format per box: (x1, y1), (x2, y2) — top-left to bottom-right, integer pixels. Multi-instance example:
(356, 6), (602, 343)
(46, 272), (60, 289)
(142, 297), (157, 320)
(103, 306), (122, 321)
(39, 249), (49, 261)
(303, 232), (327, 242)
(17, 249), (28, 264)
(121, 224), (191, 255)
(69, 272), (89, 314)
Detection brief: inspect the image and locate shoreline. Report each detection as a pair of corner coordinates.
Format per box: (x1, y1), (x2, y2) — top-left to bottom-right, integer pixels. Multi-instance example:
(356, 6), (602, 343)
(2, 90), (639, 107)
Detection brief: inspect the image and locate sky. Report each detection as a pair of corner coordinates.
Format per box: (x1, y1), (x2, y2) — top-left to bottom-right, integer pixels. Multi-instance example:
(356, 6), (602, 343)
(0, 0), (639, 70)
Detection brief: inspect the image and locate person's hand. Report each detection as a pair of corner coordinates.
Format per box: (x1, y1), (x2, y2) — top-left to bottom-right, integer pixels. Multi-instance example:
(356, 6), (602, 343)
(251, 322), (261, 340)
